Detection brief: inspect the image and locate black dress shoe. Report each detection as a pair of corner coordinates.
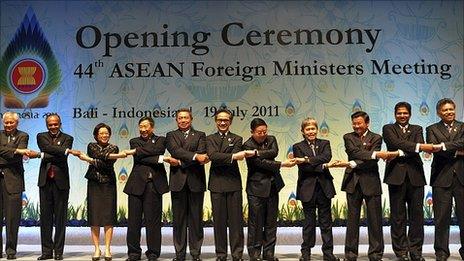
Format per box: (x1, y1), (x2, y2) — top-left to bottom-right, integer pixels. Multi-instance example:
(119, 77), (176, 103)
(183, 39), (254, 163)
(398, 255), (409, 261)
(216, 257), (227, 261)
(148, 257), (157, 261)
(250, 259), (263, 261)
(192, 256), (202, 261)
(7, 254), (16, 260)
(172, 258), (185, 261)
(37, 255), (54, 260)
(54, 254), (63, 260)
(411, 258), (425, 261)
(125, 258), (141, 261)
(300, 256), (310, 261)
(263, 257), (279, 261)
(232, 258), (244, 261)
(324, 255), (340, 261)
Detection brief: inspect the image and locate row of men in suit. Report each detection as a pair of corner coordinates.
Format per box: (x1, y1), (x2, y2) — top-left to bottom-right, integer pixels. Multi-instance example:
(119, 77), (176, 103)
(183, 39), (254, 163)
(1, 97), (463, 261)
(121, 99), (463, 261)
(122, 109), (296, 261)
(326, 99), (464, 261)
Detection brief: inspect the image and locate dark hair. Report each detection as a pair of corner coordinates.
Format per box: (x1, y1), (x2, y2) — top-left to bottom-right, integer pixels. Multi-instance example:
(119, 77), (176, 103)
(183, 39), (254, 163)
(250, 118), (267, 131)
(351, 111), (370, 123)
(45, 113), (61, 125)
(214, 107), (233, 122)
(139, 116), (154, 127)
(436, 98), (455, 112)
(394, 102), (411, 114)
(176, 108), (193, 119)
(93, 123), (112, 141)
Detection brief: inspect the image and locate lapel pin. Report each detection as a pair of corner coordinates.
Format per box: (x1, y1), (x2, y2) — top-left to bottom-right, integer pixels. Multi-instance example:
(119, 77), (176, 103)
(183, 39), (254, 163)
(228, 138), (232, 142)
(152, 139), (155, 143)
(57, 141), (61, 145)
(12, 137), (15, 141)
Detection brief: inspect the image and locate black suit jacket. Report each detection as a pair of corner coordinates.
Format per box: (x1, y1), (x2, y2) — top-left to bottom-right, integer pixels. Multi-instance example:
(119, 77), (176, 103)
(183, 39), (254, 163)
(166, 128), (207, 192)
(37, 132), (73, 190)
(293, 138), (336, 202)
(243, 135), (284, 198)
(0, 130), (28, 193)
(85, 142), (118, 184)
(124, 135), (169, 196)
(206, 132), (243, 192)
(426, 120), (464, 187)
(382, 124), (426, 186)
(342, 131), (382, 196)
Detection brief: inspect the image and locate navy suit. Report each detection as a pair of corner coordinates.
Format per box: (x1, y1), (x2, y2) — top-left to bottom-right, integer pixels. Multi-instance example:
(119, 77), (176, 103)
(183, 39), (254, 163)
(166, 128), (206, 259)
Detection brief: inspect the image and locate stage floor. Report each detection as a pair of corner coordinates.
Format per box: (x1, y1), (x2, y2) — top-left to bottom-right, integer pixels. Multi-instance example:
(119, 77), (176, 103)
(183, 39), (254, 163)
(7, 226), (462, 260)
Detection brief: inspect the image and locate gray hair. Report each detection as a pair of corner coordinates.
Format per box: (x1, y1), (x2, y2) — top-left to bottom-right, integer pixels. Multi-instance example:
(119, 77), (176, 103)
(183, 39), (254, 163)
(2, 112), (19, 122)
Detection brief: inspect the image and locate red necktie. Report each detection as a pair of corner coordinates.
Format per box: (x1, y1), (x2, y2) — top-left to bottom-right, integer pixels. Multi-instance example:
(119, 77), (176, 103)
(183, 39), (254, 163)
(47, 165), (55, 179)
(47, 135), (57, 179)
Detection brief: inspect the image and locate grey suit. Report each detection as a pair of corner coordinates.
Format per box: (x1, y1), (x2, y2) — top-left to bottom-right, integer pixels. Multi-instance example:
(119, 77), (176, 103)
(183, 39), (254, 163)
(0, 130), (28, 256)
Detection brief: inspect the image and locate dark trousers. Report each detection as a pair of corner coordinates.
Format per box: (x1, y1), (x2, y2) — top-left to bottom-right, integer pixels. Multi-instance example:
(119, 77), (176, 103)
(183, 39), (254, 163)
(345, 185), (384, 260)
(388, 176), (424, 259)
(126, 181), (162, 259)
(39, 180), (69, 256)
(211, 190), (244, 259)
(171, 185), (204, 258)
(0, 177), (21, 255)
(433, 175), (464, 259)
(301, 182), (334, 259)
(247, 188), (279, 259)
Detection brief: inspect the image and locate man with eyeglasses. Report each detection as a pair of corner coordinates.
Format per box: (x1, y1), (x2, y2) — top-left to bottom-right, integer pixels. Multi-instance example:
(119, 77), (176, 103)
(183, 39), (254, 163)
(206, 108), (255, 261)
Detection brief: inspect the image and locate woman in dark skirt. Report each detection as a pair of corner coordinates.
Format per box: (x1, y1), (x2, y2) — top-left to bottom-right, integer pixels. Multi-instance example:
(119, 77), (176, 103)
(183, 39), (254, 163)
(78, 123), (126, 261)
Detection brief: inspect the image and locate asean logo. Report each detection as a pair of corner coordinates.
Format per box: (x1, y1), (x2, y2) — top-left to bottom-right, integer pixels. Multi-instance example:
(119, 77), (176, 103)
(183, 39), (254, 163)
(0, 7), (60, 108)
(10, 59), (45, 94)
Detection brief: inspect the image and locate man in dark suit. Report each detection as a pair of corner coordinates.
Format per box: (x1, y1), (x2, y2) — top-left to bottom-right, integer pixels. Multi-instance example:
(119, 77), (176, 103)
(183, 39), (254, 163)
(426, 98), (464, 261)
(206, 108), (254, 261)
(37, 113), (79, 260)
(335, 111), (393, 261)
(242, 118), (295, 261)
(123, 116), (178, 261)
(166, 108), (209, 261)
(292, 117), (338, 261)
(0, 112), (39, 259)
(383, 102), (431, 261)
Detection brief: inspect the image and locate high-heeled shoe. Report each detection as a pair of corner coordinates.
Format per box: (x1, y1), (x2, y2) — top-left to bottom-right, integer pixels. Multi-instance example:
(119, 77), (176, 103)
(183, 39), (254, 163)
(92, 249), (101, 261)
(104, 256), (112, 261)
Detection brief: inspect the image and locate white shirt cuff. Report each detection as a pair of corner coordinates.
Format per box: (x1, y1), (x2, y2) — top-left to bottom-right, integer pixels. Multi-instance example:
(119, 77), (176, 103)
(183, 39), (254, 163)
(158, 155), (164, 163)
(371, 151), (377, 159)
(349, 160), (357, 168)
(398, 149), (405, 157)
(415, 143), (420, 153)
(441, 142), (447, 151)
(65, 148), (69, 155)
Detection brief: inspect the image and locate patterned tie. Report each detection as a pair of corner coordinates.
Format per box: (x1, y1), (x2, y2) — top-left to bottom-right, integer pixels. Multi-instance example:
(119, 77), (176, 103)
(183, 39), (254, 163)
(183, 131), (188, 139)
(310, 143), (316, 156)
(446, 124), (453, 133)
